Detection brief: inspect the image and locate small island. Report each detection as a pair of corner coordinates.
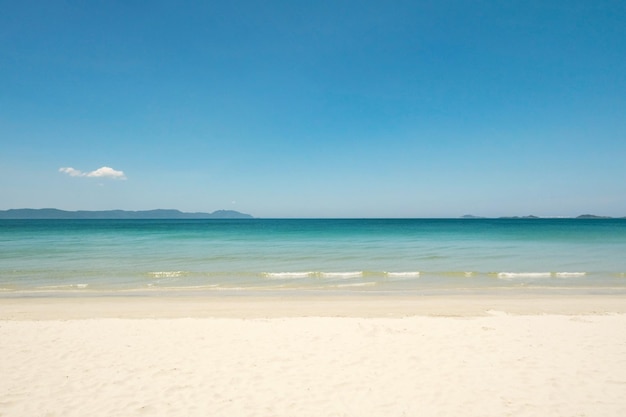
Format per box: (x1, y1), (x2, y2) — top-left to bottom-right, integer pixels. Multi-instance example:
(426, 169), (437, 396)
(576, 214), (613, 219)
(461, 214), (623, 219)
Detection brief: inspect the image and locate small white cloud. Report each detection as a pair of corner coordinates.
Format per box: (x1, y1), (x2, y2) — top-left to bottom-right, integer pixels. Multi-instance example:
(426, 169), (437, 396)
(59, 167), (84, 177)
(85, 166), (126, 179)
(59, 166), (127, 180)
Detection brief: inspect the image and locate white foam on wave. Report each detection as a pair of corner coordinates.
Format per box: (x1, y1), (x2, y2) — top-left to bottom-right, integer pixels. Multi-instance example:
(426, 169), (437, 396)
(148, 271), (185, 278)
(498, 272), (587, 279)
(331, 282), (377, 288)
(497, 272), (552, 279)
(263, 272), (313, 279)
(319, 271), (363, 279)
(555, 272), (586, 278)
(37, 284), (89, 290)
(385, 271), (421, 278)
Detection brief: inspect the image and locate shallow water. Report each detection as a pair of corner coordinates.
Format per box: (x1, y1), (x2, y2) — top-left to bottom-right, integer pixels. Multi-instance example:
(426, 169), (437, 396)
(1, 218), (625, 295)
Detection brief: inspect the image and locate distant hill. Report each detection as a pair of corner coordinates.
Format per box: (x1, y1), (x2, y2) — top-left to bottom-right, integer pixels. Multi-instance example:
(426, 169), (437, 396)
(0, 208), (253, 219)
(460, 214), (624, 219)
(576, 214), (613, 219)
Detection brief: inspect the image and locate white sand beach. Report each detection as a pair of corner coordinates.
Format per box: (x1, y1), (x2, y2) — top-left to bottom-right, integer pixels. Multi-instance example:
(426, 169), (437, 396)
(2, 295), (626, 417)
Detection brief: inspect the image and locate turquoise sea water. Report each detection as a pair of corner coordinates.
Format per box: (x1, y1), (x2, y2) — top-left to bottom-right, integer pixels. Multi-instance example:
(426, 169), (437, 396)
(1, 219), (626, 295)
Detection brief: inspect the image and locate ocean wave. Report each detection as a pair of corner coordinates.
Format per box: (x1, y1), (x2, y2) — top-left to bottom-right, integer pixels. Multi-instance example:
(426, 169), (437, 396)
(385, 271), (421, 278)
(262, 272), (314, 279)
(36, 284), (89, 290)
(263, 271), (365, 279)
(319, 271), (363, 278)
(554, 272), (586, 278)
(427, 271), (477, 278)
(497, 272), (552, 279)
(497, 272), (587, 279)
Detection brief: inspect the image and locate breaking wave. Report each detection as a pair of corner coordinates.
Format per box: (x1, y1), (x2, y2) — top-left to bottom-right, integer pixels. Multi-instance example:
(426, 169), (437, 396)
(319, 271), (364, 278)
(497, 272), (587, 279)
(263, 272), (314, 279)
(385, 271), (421, 278)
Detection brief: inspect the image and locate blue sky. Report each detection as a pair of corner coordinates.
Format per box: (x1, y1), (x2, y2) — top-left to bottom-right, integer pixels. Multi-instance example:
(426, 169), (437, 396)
(1, 0), (625, 217)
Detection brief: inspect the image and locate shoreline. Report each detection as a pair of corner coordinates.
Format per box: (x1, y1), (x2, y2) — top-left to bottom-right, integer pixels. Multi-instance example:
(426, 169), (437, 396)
(2, 292), (626, 319)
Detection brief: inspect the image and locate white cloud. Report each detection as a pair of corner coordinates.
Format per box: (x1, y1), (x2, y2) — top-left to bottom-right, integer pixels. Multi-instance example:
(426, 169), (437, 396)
(85, 166), (126, 179)
(59, 167), (84, 177)
(59, 166), (127, 180)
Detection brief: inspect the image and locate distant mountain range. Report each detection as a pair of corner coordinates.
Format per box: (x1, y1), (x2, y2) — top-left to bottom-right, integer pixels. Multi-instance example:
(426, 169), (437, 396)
(0, 208), (253, 219)
(0, 209), (622, 220)
(461, 214), (623, 219)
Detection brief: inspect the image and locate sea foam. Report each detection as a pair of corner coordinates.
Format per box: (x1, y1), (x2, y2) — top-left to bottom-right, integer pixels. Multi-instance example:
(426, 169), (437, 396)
(497, 272), (552, 279)
(263, 272), (313, 279)
(37, 284), (89, 290)
(319, 271), (363, 278)
(385, 271), (421, 278)
(554, 272), (586, 278)
(498, 272), (587, 279)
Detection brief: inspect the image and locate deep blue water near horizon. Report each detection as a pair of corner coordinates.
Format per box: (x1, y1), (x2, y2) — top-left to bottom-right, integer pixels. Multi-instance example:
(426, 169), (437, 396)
(1, 218), (626, 295)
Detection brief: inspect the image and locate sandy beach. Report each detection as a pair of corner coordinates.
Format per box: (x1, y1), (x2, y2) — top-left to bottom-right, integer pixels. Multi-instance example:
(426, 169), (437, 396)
(2, 295), (626, 417)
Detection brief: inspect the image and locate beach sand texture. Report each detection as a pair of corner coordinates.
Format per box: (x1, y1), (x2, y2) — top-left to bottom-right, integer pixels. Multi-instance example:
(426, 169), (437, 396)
(1, 297), (626, 417)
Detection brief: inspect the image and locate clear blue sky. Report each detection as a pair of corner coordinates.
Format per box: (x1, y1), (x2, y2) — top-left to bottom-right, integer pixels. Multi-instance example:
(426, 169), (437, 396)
(2, 0), (625, 217)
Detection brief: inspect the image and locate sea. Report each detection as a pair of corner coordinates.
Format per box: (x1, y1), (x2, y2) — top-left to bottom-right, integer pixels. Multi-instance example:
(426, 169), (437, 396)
(1, 218), (626, 296)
